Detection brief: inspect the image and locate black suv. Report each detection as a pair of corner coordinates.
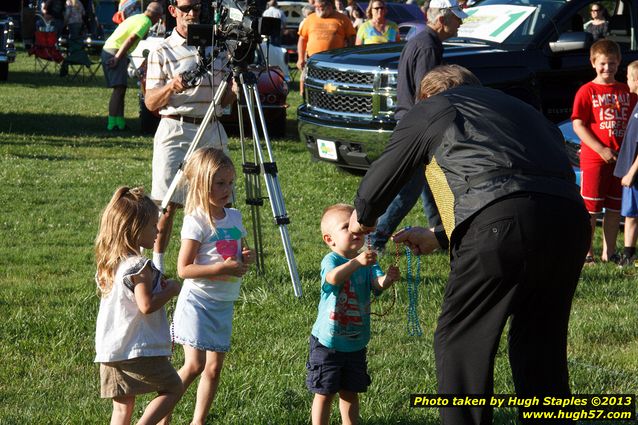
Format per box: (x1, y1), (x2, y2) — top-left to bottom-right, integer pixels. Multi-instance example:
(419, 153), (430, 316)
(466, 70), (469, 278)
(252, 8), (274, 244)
(298, 0), (638, 171)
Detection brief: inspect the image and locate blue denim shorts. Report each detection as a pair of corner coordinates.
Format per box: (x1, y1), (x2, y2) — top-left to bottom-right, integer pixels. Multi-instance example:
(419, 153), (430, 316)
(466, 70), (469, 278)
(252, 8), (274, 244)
(622, 186), (638, 217)
(172, 285), (234, 352)
(305, 335), (371, 395)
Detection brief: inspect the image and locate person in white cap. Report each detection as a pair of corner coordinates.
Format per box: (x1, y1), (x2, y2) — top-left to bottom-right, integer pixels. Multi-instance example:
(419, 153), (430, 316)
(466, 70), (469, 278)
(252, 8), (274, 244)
(366, 0), (467, 256)
(396, 0), (467, 120)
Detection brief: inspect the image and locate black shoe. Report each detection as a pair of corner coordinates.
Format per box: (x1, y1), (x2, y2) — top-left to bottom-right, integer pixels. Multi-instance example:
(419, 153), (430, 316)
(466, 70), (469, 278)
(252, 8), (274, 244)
(617, 254), (637, 267)
(607, 253), (622, 265)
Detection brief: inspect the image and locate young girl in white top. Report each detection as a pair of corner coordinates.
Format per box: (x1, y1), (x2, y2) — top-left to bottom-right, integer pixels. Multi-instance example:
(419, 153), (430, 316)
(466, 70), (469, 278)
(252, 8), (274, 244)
(94, 186), (182, 425)
(171, 148), (253, 424)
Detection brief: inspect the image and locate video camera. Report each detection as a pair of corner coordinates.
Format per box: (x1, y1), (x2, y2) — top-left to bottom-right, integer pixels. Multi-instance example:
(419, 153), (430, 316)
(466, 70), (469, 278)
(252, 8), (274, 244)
(181, 0), (281, 87)
(214, 0), (281, 65)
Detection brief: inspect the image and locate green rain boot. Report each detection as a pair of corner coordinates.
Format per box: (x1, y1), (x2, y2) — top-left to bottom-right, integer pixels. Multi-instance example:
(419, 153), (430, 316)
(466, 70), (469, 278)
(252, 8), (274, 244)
(115, 116), (126, 131)
(107, 115), (117, 131)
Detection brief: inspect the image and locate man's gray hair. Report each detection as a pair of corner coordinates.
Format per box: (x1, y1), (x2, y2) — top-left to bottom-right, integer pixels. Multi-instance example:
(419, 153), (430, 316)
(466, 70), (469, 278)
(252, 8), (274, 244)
(427, 6), (456, 23)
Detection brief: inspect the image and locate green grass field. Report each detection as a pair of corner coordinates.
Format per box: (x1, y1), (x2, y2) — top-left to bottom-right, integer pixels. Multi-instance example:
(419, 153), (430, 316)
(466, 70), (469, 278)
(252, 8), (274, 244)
(1, 51), (638, 424)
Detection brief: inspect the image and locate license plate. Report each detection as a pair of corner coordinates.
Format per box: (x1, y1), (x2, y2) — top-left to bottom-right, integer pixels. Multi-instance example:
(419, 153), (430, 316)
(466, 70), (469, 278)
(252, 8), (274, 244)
(317, 139), (338, 160)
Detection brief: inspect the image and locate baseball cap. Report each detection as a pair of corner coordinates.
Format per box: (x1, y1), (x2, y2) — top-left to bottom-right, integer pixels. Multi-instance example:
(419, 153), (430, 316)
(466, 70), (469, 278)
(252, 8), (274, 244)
(429, 0), (469, 19)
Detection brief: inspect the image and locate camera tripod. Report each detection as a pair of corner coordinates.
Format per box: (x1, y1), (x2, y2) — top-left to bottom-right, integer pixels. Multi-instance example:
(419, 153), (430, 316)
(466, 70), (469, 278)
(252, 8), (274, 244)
(161, 64), (302, 298)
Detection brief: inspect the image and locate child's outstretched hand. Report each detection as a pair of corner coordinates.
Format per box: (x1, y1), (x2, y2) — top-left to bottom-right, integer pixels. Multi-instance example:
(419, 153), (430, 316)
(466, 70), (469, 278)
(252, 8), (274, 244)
(242, 247), (254, 264)
(161, 278), (181, 297)
(223, 256), (249, 277)
(355, 249), (377, 267)
(385, 265), (401, 285)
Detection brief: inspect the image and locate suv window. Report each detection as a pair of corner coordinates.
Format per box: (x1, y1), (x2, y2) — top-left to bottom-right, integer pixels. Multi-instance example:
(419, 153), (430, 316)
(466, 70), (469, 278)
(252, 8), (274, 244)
(571, 0), (633, 49)
(460, 0), (566, 45)
(607, 1), (633, 49)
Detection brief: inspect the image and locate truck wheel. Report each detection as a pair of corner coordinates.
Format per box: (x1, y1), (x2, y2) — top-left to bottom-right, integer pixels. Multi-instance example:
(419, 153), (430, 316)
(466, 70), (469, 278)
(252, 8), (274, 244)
(140, 96), (160, 135)
(0, 62), (8, 81)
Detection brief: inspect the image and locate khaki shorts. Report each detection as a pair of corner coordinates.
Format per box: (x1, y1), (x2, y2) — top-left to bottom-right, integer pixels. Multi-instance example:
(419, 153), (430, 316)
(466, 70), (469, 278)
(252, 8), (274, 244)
(151, 117), (228, 206)
(99, 356), (181, 399)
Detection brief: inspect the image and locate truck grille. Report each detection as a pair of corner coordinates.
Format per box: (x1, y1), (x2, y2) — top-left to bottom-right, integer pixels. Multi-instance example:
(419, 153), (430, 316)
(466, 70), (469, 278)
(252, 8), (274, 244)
(307, 67), (374, 86)
(308, 90), (372, 114)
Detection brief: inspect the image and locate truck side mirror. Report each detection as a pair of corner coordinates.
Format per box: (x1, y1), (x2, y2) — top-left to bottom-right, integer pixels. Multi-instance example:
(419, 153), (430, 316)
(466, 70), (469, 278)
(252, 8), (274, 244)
(549, 32), (593, 53)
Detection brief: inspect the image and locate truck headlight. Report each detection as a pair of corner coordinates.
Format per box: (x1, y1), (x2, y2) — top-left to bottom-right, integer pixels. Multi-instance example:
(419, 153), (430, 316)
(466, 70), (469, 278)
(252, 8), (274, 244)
(382, 72), (398, 88)
(380, 95), (397, 113)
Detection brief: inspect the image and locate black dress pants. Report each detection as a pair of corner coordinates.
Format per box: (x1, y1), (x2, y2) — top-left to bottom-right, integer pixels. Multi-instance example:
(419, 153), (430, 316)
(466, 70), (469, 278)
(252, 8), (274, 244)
(435, 193), (591, 425)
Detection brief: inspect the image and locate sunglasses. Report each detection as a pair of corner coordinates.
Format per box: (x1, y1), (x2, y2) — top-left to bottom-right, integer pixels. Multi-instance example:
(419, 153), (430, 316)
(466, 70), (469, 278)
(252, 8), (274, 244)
(591, 8), (601, 11)
(372, 6), (386, 10)
(174, 3), (202, 13)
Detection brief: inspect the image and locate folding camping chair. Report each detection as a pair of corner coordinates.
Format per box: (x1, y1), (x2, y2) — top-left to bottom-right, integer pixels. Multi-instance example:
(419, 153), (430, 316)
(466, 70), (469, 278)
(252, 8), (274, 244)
(61, 38), (101, 82)
(28, 20), (64, 74)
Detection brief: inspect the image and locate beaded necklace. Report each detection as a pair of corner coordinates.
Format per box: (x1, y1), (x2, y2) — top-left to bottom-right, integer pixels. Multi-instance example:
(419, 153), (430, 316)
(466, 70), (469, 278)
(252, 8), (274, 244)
(366, 235), (423, 337)
(405, 246), (423, 337)
(367, 235), (398, 317)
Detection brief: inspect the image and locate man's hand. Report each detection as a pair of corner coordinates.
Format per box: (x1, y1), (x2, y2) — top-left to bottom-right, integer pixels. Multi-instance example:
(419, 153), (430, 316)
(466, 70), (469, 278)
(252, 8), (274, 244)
(348, 209), (376, 235)
(107, 56), (120, 68)
(297, 35), (307, 70)
(170, 74), (187, 94)
(231, 79), (240, 96)
(392, 226), (440, 255)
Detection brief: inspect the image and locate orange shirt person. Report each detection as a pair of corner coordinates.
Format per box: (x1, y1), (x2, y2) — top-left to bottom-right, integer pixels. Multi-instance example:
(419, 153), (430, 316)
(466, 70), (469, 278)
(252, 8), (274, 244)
(296, 0), (355, 70)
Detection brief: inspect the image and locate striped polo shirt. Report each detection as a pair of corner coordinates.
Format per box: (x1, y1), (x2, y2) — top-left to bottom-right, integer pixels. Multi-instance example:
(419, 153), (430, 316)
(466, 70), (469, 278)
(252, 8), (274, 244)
(146, 30), (230, 118)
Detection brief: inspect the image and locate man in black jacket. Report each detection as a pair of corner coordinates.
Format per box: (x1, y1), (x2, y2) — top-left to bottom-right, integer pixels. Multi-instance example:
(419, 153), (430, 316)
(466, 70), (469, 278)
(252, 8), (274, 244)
(349, 65), (590, 425)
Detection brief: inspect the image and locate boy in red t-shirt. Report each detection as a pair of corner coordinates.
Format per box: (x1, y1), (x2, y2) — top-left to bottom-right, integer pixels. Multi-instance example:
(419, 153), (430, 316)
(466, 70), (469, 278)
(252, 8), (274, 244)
(572, 39), (636, 264)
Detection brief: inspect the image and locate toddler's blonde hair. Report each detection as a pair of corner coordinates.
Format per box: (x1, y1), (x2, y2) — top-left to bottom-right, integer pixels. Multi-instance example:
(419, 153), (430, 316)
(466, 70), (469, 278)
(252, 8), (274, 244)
(94, 187), (158, 296)
(320, 203), (354, 235)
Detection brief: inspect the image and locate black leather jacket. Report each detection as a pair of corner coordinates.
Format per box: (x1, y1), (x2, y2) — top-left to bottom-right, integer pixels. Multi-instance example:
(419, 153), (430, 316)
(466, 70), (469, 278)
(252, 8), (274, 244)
(355, 85), (584, 248)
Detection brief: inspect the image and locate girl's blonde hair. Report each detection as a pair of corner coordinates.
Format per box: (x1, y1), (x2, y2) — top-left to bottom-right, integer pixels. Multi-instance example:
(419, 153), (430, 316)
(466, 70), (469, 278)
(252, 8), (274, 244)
(183, 148), (236, 229)
(95, 187), (158, 296)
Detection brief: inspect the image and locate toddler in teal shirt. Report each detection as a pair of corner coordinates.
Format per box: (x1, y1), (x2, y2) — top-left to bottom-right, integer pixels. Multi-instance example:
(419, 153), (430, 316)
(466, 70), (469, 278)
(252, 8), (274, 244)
(307, 203), (400, 425)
